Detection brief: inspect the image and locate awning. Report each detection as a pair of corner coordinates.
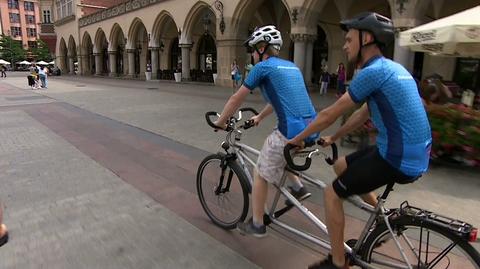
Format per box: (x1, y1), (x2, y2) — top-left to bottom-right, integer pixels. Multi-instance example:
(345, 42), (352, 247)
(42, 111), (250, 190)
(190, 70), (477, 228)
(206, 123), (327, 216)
(399, 5), (480, 57)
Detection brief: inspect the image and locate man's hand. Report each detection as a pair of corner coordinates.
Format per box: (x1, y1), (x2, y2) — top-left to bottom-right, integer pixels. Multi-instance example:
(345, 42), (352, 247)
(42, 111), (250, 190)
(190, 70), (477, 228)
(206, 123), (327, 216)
(287, 138), (305, 149)
(319, 136), (335, 147)
(250, 115), (262, 126)
(213, 120), (227, 131)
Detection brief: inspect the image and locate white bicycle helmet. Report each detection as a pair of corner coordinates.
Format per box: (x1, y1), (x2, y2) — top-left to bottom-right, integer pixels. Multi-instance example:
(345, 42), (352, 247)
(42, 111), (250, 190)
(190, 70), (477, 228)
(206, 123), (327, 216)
(244, 25), (283, 50)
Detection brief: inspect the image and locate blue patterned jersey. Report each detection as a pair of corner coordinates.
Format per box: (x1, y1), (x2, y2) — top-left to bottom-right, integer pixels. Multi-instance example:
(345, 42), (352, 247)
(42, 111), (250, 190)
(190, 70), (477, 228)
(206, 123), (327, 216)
(349, 56), (432, 177)
(243, 57), (318, 142)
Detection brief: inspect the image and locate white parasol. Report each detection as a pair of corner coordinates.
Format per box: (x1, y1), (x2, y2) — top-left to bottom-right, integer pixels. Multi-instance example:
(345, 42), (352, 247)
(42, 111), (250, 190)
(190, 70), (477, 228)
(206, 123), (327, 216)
(399, 5), (480, 57)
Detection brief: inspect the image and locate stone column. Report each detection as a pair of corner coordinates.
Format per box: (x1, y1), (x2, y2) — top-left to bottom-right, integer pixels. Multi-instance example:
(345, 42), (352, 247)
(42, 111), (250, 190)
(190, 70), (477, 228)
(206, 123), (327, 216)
(94, 53), (102, 75)
(127, 49), (135, 77)
(291, 34), (307, 75)
(68, 56), (75, 75)
(394, 27), (414, 73)
(56, 55), (65, 73)
(108, 51), (117, 77)
(150, 47), (159, 79)
(305, 39), (315, 85)
(77, 55), (84, 75)
(215, 38), (245, 87)
(179, 43), (192, 80)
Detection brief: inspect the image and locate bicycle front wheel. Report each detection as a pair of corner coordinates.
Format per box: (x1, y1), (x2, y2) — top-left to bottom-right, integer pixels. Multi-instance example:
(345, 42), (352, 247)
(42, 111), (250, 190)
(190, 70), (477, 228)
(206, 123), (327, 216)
(196, 154), (250, 230)
(361, 215), (480, 268)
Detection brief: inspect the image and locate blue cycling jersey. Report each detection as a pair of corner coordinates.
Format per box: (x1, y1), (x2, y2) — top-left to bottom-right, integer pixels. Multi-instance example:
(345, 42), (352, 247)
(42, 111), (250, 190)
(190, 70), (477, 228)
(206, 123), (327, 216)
(243, 57), (318, 142)
(349, 56), (432, 177)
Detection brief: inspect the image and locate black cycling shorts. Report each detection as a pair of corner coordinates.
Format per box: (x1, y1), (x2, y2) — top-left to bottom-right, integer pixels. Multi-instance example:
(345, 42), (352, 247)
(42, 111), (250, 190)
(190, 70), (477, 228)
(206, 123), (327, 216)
(332, 146), (416, 198)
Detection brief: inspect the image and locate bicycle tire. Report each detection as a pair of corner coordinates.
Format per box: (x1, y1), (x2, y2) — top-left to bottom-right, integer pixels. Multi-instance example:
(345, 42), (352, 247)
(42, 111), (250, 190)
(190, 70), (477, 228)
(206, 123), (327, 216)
(196, 153), (250, 230)
(361, 215), (480, 268)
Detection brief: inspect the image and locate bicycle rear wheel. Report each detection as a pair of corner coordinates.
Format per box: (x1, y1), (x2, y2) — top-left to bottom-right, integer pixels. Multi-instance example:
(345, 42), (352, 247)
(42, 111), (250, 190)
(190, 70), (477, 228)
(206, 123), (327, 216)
(361, 215), (480, 268)
(196, 153), (250, 230)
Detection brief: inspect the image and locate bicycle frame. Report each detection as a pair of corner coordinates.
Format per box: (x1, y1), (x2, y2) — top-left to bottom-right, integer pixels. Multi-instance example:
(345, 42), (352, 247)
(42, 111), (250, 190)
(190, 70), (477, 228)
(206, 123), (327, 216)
(231, 140), (417, 269)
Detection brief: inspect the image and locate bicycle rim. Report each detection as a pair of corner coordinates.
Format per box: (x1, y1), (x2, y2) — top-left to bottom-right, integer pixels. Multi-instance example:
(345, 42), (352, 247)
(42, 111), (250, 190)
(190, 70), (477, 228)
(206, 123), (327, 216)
(196, 154), (249, 230)
(362, 217), (480, 268)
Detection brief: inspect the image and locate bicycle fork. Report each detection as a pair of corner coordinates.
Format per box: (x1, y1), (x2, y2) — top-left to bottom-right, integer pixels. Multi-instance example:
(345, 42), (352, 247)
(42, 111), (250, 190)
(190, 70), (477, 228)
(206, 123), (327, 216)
(215, 155), (235, 195)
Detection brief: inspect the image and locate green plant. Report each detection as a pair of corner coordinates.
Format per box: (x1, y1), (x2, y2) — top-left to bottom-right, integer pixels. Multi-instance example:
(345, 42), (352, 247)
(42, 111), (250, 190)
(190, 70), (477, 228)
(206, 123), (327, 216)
(427, 103), (480, 166)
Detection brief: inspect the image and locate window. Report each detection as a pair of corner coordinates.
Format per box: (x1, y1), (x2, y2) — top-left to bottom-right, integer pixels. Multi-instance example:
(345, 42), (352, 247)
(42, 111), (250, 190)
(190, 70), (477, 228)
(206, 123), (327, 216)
(9, 13), (20, 23)
(28, 41), (37, 49)
(10, 27), (22, 37)
(56, 0), (73, 19)
(26, 15), (36, 24)
(24, 1), (35, 11)
(43, 10), (51, 23)
(8, 0), (19, 9)
(27, 28), (37, 37)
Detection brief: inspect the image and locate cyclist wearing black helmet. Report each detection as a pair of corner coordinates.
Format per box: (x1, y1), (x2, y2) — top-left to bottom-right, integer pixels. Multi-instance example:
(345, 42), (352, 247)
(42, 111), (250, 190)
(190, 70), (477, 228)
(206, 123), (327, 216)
(289, 12), (432, 269)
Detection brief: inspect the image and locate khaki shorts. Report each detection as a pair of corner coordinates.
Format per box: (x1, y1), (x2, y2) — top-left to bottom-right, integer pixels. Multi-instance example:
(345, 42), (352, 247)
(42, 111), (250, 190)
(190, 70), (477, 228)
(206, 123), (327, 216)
(256, 130), (288, 184)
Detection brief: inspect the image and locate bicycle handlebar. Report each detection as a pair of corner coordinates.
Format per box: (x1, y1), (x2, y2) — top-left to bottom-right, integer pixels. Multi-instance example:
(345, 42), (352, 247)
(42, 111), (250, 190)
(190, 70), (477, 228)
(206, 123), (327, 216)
(205, 107), (259, 131)
(284, 140), (338, 171)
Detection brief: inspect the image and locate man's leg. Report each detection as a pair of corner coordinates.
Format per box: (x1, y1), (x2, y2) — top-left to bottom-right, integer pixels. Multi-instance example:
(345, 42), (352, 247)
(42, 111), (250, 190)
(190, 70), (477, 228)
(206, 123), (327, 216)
(252, 170), (269, 225)
(334, 157), (377, 207)
(324, 185), (346, 267)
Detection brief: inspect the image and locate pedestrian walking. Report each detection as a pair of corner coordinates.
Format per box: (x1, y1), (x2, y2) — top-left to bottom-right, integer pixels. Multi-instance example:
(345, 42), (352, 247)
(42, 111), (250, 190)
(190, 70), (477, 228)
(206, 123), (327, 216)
(38, 66), (47, 88)
(336, 62), (346, 97)
(231, 59), (240, 90)
(0, 202), (8, 247)
(0, 65), (6, 78)
(319, 71), (330, 95)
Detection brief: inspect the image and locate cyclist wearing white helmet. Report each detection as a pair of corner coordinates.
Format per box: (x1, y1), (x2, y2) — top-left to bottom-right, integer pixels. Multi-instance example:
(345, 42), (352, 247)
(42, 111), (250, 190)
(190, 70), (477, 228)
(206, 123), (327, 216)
(289, 12), (431, 269)
(214, 25), (319, 237)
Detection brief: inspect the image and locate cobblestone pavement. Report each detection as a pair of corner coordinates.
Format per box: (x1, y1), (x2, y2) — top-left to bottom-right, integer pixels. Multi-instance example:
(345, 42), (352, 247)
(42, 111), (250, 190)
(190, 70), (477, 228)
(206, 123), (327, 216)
(0, 73), (478, 268)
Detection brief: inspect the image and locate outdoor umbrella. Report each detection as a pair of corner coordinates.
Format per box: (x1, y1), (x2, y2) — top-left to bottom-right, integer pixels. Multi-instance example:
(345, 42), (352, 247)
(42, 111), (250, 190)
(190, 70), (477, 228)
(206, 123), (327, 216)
(399, 5), (480, 57)
(48, 61), (55, 65)
(36, 61), (49, 65)
(0, 59), (11, 65)
(17, 60), (31, 65)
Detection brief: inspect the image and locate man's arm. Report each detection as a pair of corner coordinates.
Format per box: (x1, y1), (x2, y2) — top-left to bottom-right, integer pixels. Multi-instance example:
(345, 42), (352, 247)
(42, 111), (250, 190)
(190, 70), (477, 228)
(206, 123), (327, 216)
(215, 85), (251, 128)
(290, 92), (357, 145)
(251, 104), (273, 125)
(330, 103), (369, 142)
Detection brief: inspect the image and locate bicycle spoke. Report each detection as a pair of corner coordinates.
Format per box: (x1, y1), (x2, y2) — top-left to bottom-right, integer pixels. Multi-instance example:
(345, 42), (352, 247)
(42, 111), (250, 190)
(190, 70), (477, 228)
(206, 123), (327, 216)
(365, 223), (480, 269)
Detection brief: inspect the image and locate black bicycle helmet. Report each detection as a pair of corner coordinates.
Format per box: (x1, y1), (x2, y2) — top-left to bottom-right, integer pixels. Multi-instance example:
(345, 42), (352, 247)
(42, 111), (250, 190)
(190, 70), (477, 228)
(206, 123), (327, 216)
(340, 12), (394, 47)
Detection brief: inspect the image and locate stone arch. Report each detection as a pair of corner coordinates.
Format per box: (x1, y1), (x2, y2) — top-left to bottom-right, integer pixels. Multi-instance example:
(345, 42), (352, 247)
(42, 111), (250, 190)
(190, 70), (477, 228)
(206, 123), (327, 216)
(303, 0), (340, 29)
(81, 32), (94, 75)
(94, 28), (109, 75)
(151, 11), (178, 47)
(231, 0), (291, 38)
(109, 23), (126, 76)
(182, 1), (216, 43)
(150, 11), (179, 78)
(67, 35), (77, 74)
(58, 37), (68, 73)
(348, 0), (391, 18)
(109, 23), (125, 50)
(127, 17), (149, 75)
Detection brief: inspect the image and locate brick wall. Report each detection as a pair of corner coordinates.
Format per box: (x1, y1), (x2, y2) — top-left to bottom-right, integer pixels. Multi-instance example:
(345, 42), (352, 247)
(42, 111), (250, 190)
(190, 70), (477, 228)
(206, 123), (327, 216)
(81, 0), (128, 16)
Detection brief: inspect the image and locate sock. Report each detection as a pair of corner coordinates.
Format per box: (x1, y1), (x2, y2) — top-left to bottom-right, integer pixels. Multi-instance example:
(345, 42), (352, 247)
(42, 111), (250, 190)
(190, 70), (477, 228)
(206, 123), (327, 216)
(252, 217), (263, 227)
(290, 182), (303, 192)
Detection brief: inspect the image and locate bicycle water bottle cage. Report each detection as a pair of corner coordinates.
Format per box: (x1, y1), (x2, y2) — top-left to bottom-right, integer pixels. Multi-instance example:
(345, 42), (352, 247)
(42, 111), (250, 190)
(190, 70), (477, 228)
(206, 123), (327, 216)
(399, 201), (477, 242)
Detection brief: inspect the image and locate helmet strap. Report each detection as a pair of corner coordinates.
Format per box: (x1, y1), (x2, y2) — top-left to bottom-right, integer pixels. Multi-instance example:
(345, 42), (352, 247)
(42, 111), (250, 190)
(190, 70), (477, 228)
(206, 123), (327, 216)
(357, 30), (377, 66)
(255, 44), (270, 62)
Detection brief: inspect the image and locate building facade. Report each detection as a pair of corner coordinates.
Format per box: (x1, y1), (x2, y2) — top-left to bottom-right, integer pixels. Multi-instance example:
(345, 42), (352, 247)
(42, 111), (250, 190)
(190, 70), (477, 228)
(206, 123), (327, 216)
(0, 0), (41, 49)
(38, 0), (56, 55)
(53, 0), (480, 88)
